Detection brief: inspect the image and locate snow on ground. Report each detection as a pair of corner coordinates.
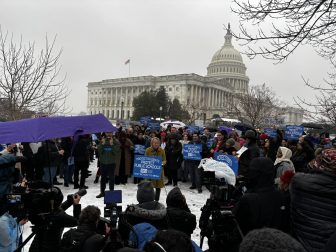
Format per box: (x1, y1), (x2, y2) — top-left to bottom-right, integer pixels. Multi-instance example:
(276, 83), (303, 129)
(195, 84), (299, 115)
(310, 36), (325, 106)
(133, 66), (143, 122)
(21, 159), (210, 251)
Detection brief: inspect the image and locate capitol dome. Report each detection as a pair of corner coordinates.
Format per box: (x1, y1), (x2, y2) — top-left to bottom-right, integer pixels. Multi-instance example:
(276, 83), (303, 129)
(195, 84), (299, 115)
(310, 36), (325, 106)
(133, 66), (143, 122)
(207, 24), (249, 93)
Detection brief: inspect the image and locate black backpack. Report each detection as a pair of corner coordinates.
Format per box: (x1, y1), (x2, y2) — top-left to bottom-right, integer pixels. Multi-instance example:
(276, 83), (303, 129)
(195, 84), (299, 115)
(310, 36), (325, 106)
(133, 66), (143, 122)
(60, 228), (95, 252)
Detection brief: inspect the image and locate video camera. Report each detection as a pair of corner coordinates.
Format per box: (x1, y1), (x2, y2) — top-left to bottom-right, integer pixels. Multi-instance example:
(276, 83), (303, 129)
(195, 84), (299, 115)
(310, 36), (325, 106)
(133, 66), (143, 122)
(6, 183), (87, 225)
(199, 164), (245, 252)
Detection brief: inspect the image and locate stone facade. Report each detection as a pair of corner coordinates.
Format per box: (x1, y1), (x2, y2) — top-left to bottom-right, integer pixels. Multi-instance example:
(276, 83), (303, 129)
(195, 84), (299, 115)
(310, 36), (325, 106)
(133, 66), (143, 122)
(87, 25), (249, 121)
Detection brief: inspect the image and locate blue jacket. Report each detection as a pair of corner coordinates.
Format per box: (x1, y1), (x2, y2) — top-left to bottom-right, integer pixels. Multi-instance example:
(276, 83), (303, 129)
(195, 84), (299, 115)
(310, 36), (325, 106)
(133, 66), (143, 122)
(0, 154), (16, 198)
(0, 213), (19, 252)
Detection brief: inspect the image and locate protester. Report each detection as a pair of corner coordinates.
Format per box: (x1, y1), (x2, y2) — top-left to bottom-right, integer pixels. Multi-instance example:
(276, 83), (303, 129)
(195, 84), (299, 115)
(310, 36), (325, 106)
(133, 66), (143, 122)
(179, 133), (190, 182)
(291, 140), (315, 173)
(96, 133), (120, 198)
(225, 138), (238, 155)
(290, 148), (336, 252)
(116, 131), (134, 185)
(165, 134), (182, 186)
(60, 137), (74, 187)
(73, 135), (90, 189)
(210, 131), (227, 155)
(238, 130), (260, 179)
(274, 147), (295, 182)
(239, 228), (305, 252)
(166, 187), (196, 237)
(37, 139), (64, 185)
(145, 138), (167, 201)
(184, 133), (208, 193)
(234, 157), (288, 235)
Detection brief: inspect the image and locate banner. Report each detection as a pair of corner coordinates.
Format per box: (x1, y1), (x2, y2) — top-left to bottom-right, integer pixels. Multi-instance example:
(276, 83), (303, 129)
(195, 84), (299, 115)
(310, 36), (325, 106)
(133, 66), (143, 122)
(285, 125), (304, 140)
(133, 155), (162, 180)
(214, 153), (238, 176)
(264, 128), (277, 138)
(134, 144), (146, 155)
(183, 144), (202, 161)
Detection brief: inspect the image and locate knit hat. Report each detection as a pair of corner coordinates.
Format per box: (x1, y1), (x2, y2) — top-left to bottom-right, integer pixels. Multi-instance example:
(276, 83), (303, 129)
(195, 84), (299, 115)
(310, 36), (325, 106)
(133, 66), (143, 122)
(239, 228), (305, 252)
(137, 181), (155, 204)
(317, 148), (336, 174)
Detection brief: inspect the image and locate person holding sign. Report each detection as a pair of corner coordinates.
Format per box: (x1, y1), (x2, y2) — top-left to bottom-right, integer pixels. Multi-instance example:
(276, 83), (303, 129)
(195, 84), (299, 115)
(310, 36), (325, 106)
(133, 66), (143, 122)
(184, 133), (208, 193)
(96, 133), (120, 198)
(145, 137), (167, 201)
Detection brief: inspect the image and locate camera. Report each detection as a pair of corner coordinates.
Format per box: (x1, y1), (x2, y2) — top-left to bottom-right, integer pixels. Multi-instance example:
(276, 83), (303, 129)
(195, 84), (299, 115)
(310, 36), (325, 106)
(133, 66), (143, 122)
(199, 171), (245, 252)
(67, 189), (87, 202)
(104, 190), (122, 227)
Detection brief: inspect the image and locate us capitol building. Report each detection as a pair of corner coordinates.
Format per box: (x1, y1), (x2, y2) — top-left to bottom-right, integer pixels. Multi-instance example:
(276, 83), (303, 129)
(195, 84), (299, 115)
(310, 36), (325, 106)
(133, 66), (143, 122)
(87, 25), (303, 125)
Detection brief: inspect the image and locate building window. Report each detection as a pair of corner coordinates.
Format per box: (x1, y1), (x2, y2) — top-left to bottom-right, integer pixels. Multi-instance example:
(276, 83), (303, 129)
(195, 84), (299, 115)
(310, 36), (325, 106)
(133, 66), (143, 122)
(169, 87), (172, 92)
(112, 110), (115, 119)
(176, 87), (179, 91)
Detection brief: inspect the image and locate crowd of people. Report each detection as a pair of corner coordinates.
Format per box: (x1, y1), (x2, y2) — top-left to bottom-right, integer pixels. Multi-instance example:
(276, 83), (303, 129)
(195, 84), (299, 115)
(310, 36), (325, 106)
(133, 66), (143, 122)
(0, 122), (336, 252)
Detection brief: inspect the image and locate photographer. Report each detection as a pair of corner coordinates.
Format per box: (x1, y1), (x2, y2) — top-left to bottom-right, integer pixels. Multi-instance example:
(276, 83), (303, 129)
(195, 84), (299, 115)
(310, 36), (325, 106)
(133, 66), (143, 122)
(0, 152), (26, 198)
(234, 157), (288, 235)
(0, 197), (28, 252)
(60, 205), (109, 252)
(28, 187), (81, 252)
(96, 133), (121, 198)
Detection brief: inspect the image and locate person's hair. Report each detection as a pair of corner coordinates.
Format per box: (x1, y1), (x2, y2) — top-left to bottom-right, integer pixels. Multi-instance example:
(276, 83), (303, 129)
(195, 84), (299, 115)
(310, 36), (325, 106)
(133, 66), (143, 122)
(151, 137), (161, 145)
(79, 205), (101, 227)
(144, 230), (194, 252)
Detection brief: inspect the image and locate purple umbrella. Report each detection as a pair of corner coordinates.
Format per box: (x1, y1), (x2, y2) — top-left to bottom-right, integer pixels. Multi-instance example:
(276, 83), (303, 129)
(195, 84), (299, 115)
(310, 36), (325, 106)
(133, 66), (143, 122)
(0, 114), (117, 144)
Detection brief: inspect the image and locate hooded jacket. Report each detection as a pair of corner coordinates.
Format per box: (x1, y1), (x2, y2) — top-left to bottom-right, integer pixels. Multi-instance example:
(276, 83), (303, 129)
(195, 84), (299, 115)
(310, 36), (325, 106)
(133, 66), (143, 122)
(234, 157), (288, 235)
(290, 171), (336, 252)
(274, 147), (295, 179)
(119, 201), (168, 241)
(166, 187), (196, 236)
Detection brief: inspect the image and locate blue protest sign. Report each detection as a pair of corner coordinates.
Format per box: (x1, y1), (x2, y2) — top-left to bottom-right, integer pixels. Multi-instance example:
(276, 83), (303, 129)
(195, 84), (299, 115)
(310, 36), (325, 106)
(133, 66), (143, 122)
(214, 153), (238, 176)
(285, 125), (304, 140)
(134, 144), (146, 155)
(207, 139), (214, 148)
(148, 122), (161, 131)
(140, 116), (152, 125)
(133, 155), (162, 180)
(183, 144), (202, 161)
(264, 128), (277, 138)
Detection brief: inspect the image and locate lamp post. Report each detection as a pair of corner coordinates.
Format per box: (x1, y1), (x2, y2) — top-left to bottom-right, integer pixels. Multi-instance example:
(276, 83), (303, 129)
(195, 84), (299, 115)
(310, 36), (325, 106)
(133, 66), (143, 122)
(159, 106), (163, 123)
(121, 97), (124, 119)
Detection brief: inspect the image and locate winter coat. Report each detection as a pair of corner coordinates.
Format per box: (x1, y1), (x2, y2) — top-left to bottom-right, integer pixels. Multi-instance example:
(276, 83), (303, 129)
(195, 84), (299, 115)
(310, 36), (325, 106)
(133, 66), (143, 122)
(238, 141), (260, 178)
(28, 203), (81, 252)
(0, 213), (19, 252)
(60, 223), (105, 252)
(166, 187), (196, 236)
(145, 147), (166, 188)
(0, 154), (16, 198)
(73, 138), (90, 164)
(37, 140), (61, 167)
(97, 142), (120, 165)
(290, 171), (336, 252)
(119, 201), (168, 241)
(117, 138), (134, 176)
(234, 158), (288, 235)
(165, 142), (182, 171)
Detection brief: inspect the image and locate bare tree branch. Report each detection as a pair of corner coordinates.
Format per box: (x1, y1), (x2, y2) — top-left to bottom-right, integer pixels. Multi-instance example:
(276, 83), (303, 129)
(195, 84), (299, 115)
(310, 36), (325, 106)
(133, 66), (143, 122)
(0, 28), (69, 120)
(231, 0), (336, 62)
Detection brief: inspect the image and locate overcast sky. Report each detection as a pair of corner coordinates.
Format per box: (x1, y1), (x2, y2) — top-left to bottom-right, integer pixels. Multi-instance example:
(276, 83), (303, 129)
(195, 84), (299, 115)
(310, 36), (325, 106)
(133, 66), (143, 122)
(0, 0), (332, 113)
